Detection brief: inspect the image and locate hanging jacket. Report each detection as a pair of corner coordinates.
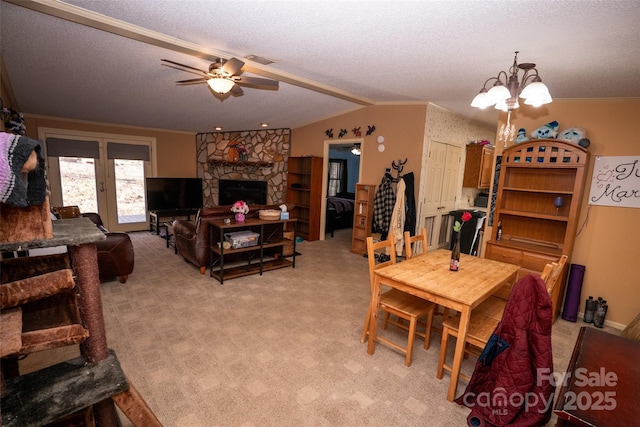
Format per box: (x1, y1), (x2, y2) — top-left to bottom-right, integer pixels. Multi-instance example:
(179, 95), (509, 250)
(403, 172), (417, 235)
(389, 178), (406, 254)
(372, 174), (395, 240)
(455, 274), (554, 427)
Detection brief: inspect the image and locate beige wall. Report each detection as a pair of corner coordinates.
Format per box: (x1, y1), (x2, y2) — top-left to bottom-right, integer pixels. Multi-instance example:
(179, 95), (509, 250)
(22, 115), (196, 177)
(292, 104), (428, 187)
(20, 100), (639, 326)
(495, 99), (640, 326)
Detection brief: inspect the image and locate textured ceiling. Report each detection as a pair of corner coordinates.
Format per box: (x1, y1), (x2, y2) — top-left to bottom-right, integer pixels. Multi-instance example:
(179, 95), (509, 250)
(2, 0), (640, 133)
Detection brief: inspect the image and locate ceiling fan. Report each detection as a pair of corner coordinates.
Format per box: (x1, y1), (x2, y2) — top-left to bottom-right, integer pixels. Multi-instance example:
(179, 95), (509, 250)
(161, 57), (279, 96)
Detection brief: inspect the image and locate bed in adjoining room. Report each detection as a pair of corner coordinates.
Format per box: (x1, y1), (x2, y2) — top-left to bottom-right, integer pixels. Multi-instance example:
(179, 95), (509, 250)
(326, 193), (355, 237)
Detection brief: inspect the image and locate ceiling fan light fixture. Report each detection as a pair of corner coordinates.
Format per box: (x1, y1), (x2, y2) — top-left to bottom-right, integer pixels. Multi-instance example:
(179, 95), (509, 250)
(207, 77), (235, 94)
(351, 144), (361, 156)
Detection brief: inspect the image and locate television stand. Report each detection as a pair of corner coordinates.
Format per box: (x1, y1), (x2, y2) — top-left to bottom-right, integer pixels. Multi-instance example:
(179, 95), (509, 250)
(149, 209), (199, 234)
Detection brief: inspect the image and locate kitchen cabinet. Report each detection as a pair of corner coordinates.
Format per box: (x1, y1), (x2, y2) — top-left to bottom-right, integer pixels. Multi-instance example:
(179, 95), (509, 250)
(463, 144), (495, 189)
(485, 139), (590, 319)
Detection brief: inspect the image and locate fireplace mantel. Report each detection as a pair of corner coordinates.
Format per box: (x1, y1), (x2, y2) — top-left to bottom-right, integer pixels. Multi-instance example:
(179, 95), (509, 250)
(209, 159), (273, 167)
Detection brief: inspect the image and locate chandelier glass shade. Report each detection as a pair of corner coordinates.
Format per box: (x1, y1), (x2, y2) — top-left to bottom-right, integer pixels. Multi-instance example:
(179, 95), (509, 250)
(207, 77), (235, 94)
(471, 51), (552, 112)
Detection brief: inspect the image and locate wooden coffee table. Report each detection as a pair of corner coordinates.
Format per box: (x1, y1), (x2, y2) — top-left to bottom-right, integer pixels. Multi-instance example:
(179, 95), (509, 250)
(554, 327), (639, 426)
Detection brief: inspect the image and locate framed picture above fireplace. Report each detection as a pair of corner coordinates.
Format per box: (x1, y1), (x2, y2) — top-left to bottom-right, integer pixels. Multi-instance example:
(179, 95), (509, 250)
(219, 179), (267, 205)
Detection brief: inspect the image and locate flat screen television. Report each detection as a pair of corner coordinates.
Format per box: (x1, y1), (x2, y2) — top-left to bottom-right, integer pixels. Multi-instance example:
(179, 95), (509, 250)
(146, 177), (203, 212)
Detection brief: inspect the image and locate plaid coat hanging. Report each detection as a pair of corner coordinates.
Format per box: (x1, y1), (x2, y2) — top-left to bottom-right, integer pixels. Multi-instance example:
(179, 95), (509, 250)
(372, 174), (395, 240)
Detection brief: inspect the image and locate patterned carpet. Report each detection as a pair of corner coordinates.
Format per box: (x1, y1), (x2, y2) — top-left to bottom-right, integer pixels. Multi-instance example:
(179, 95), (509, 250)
(20, 229), (618, 426)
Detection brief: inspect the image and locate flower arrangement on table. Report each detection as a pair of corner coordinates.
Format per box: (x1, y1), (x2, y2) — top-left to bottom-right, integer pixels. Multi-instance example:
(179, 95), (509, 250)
(231, 200), (249, 214)
(450, 211), (472, 271)
(453, 211), (473, 234)
(231, 200), (249, 222)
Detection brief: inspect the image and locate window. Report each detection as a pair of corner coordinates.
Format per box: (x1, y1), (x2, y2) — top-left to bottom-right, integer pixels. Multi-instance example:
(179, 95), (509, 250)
(327, 159), (347, 197)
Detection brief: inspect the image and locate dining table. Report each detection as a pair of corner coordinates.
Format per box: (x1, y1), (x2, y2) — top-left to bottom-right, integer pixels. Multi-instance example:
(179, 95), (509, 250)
(366, 248), (520, 402)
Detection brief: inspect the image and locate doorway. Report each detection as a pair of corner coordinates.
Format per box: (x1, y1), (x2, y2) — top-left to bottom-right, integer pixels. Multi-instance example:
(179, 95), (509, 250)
(39, 128), (155, 232)
(321, 138), (363, 241)
(419, 140), (461, 251)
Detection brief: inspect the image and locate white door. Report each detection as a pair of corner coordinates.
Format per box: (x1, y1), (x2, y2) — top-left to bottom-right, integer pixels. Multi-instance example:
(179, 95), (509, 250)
(421, 140), (461, 251)
(40, 128), (155, 232)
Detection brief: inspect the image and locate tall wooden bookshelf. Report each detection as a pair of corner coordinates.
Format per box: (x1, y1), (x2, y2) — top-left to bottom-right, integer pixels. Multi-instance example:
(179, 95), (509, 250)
(351, 183), (376, 255)
(285, 156), (323, 241)
(485, 139), (590, 319)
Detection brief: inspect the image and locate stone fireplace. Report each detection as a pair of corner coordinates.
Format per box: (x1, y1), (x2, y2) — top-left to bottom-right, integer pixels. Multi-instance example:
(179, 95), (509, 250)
(196, 129), (290, 207)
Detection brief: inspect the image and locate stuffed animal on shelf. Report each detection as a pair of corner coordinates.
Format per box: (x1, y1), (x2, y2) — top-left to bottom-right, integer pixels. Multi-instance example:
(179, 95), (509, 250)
(515, 128), (529, 144)
(530, 120), (559, 139)
(558, 127), (586, 144)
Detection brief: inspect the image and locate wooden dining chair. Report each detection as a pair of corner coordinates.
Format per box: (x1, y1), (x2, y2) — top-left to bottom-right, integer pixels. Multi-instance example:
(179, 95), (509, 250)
(361, 233), (436, 366)
(404, 228), (451, 325)
(404, 228), (428, 259)
(436, 255), (568, 380)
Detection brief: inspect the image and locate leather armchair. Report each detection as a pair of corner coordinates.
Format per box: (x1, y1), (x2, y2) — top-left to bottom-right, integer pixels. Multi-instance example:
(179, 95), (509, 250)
(81, 213), (134, 283)
(173, 204), (286, 274)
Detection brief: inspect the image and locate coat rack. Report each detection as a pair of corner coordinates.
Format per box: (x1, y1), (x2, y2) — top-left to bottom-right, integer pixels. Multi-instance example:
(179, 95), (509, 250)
(385, 158), (407, 182)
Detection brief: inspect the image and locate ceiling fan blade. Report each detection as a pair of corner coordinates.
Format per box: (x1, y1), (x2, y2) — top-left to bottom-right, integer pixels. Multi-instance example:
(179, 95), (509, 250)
(161, 59), (209, 78)
(232, 76), (279, 87)
(222, 57), (244, 76)
(176, 78), (207, 84)
(230, 84), (244, 96)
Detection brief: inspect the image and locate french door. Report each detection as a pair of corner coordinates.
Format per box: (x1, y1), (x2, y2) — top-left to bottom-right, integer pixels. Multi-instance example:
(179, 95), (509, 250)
(39, 128), (155, 232)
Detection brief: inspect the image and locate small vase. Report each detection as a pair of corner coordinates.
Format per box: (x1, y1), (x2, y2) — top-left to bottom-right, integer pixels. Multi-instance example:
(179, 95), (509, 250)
(235, 213), (245, 223)
(240, 153), (247, 162)
(450, 232), (461, 271)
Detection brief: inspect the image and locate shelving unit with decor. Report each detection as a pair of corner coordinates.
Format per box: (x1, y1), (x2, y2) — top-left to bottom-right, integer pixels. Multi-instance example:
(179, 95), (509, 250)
(285, 156), (323, 241)
(351, 183), (376, 255)
(485, 139), (590, 319)
(208, 218), (297, 284)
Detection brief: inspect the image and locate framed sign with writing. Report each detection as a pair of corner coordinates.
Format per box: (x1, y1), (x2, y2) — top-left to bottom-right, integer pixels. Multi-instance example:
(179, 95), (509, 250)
(588, 156), (640, 208)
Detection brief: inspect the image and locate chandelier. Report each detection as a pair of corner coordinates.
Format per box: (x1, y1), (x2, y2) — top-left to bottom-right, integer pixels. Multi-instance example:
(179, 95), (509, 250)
(470, 51), (552, 112)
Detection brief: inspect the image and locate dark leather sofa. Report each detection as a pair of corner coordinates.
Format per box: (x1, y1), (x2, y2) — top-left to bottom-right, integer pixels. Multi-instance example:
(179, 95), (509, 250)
(81, 213), (135, 283)
(173, 204), (287, 274)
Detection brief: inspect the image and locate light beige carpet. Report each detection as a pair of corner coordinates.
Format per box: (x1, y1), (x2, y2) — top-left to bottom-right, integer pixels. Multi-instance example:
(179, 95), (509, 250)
(20, 229), (619, 426)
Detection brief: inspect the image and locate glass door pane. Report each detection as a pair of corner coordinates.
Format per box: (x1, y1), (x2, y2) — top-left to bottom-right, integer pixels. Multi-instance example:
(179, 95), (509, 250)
(114, 159), (146, 224)
(59, 156), (98, 213)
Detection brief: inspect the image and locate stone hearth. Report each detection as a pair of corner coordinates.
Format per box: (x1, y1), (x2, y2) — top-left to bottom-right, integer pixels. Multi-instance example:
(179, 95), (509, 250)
(196, 129), (290, 207)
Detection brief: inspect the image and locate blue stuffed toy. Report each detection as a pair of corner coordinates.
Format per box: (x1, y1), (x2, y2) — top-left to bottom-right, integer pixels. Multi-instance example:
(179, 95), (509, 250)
(515, 128), (529, 144)
(558, 127), (586, 144)
(530, 120), (559, 139)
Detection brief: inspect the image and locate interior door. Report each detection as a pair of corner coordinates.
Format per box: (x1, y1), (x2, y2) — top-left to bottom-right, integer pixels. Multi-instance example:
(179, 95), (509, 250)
(40, 128), (154, 232)
(421, 140), (461, 250)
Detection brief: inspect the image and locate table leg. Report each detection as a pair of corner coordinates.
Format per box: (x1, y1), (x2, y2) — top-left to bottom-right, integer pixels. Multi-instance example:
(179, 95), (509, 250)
(366, 275), (381, 355)
(447, 306), (470, 402)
